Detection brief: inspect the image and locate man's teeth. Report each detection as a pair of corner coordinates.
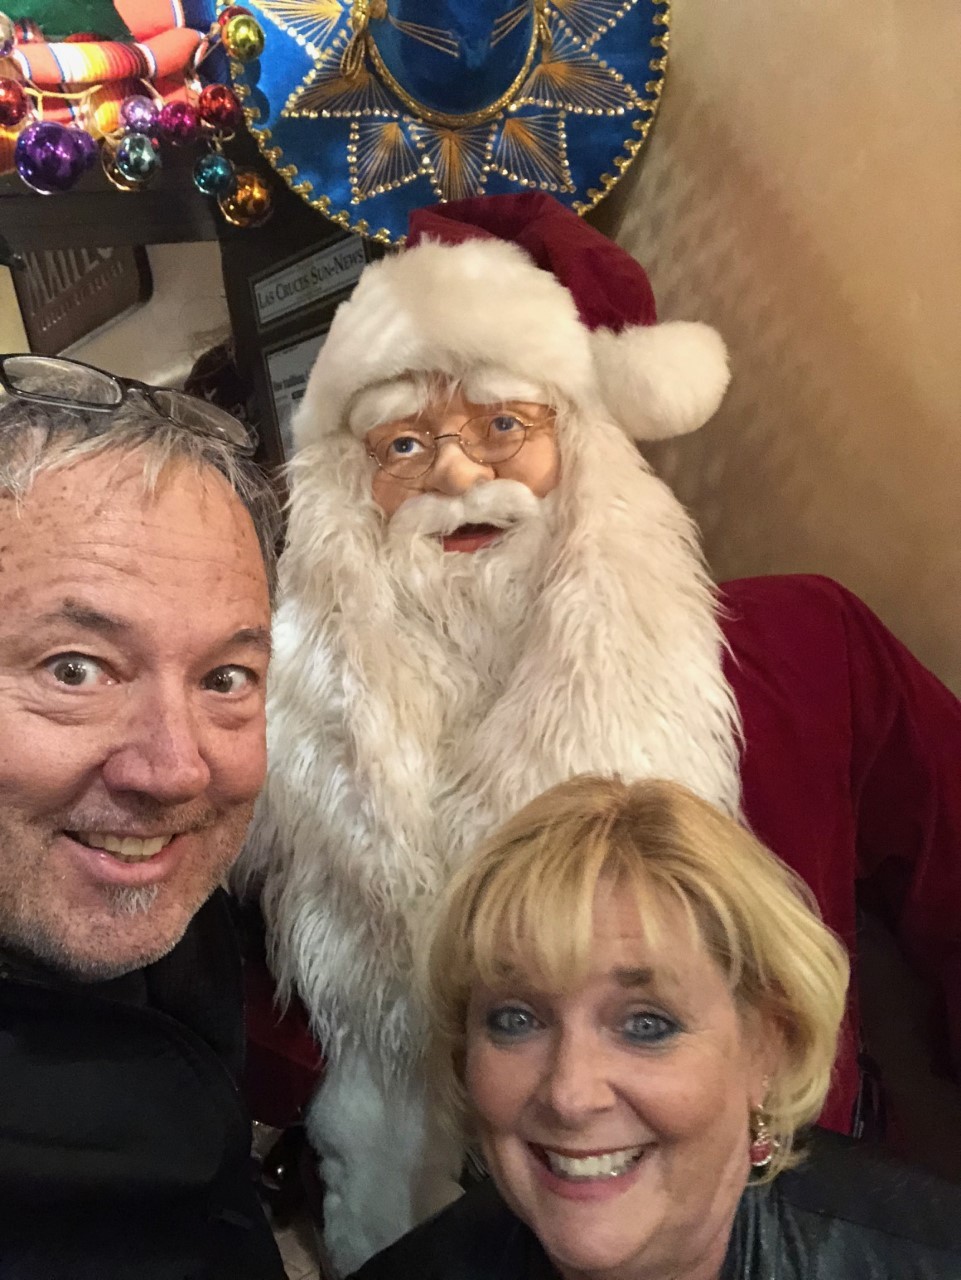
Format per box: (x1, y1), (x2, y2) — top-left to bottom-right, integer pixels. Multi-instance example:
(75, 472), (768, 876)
(78, 833), (174, 861)
(543, 1146), (644, 1181)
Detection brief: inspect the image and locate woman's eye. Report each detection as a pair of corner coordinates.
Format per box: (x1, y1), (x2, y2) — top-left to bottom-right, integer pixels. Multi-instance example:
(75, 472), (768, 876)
(622, 1012), (678, 1045)
(489, 413), (525, 435)
(386, 434), (428, 458)
(486, 1005), (541, 1039)
(202, 665), (255, 695)
(44, 654), (108, 688)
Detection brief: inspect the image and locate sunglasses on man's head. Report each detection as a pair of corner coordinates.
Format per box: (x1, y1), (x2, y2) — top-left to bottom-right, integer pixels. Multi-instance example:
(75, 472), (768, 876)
(0, 353), (255, 455)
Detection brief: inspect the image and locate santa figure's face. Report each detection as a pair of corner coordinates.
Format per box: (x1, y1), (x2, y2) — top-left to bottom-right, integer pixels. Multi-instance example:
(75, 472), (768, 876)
(352, 375), (561, 549)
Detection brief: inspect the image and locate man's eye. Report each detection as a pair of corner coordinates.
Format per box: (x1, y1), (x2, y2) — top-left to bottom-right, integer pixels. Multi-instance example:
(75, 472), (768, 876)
(202, 665), (255, 695)
(622, 1012), (678, 1045)
(45, 654), (107, 688)
(488, 414), (525, 435)
(486, 1006), (540, 1039)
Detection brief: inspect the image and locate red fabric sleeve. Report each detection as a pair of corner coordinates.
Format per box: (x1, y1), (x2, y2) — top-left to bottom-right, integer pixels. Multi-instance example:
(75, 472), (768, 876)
(836, 584), (961, 1081)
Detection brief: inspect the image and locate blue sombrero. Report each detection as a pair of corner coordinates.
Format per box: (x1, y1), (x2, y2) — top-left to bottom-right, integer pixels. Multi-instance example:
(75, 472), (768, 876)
(228, 0), (669, 243)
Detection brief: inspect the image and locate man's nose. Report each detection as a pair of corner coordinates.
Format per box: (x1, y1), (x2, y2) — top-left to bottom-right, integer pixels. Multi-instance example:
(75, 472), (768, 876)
(100, 684), (211, 804)
(427, 434), (494, 496)
(537, 1030), (615, 1124)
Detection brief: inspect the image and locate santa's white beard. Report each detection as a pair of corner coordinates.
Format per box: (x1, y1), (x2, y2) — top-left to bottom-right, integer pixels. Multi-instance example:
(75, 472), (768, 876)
(375, 479), (557, 709)
(247, 411), (741, 1071)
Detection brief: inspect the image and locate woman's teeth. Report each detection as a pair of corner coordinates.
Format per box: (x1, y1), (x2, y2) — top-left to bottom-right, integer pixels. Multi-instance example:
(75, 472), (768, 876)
(542, 1146), (644, 1181)
(75, 833), (174, 862)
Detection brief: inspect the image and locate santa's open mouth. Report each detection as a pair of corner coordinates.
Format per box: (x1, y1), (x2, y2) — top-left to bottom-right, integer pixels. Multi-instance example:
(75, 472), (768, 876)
(440, 523), (503, 553)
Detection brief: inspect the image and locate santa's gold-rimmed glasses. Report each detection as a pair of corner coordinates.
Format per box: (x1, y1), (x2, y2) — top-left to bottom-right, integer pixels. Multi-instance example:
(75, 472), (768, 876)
(367, 408), (554, 482)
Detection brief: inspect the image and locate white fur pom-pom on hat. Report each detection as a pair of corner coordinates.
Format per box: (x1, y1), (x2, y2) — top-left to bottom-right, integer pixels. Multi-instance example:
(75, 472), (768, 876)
(293, 192), (730, 452)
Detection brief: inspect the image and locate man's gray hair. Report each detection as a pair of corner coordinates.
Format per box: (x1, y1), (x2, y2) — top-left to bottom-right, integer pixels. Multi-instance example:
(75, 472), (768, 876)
(0, 388), (281, 601)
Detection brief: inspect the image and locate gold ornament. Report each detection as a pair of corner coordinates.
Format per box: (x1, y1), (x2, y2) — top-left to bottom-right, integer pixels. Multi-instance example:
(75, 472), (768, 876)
(223, 13), (265, 63)
(218, 167), (273, 226)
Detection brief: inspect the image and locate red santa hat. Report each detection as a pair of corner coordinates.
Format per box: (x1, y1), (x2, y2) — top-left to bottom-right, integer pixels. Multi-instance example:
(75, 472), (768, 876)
(294, 192), (730, 451)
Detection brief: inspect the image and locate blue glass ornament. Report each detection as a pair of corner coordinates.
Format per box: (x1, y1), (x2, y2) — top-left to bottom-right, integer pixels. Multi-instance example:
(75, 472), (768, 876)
(114, 130), (161, 183)
(14, 121), (87, 194)
(193, 150), (235, 196)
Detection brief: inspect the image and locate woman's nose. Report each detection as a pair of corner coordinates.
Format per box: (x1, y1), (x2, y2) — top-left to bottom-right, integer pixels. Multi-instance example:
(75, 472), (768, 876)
(538, 1031), (615, 1124)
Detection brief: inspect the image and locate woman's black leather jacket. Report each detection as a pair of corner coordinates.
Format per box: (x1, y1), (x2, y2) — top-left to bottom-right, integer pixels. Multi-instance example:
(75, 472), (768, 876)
(351, 1129), (961, 1279)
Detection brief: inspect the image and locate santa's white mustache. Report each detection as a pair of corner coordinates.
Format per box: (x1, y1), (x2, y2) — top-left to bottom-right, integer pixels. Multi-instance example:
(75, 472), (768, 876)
(386, 479), (544, 543)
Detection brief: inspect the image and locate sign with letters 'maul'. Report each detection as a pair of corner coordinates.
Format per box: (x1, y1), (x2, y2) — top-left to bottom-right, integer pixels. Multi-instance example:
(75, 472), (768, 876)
(252, 237), (367, 329)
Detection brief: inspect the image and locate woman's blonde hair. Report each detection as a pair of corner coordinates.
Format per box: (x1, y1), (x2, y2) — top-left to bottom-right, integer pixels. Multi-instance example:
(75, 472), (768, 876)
(422, 775), (849, 1178)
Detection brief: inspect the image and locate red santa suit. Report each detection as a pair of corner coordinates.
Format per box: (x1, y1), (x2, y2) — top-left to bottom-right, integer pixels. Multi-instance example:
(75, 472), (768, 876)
(725, 573), (961, 1132)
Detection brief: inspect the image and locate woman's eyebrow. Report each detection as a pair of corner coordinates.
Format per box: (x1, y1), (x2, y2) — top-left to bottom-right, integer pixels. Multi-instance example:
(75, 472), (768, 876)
(612, 966), (656, 988)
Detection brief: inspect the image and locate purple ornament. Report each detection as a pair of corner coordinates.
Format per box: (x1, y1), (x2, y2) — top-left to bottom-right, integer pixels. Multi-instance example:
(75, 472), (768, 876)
(14, 121), (87, 194)
(157, 99), (201, 146)
(119, 93), (158, 133)
(70, 127), (99, 171)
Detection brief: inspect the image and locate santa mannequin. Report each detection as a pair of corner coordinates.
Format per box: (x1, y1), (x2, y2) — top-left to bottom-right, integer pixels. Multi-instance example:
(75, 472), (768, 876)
(243, 193), (961, 1275)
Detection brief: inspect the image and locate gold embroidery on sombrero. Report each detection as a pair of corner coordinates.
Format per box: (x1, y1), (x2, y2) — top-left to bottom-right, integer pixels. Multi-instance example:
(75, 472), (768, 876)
(490, 112), (573, 192)
(348, 118), (422, 201)
(553, 0), (644, 50)
(256, 0), (345, 55)
(406, 120), (499, 202)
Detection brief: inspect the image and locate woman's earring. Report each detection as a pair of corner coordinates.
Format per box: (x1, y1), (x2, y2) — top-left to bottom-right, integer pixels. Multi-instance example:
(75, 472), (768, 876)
(748, 1104), (779, 1170)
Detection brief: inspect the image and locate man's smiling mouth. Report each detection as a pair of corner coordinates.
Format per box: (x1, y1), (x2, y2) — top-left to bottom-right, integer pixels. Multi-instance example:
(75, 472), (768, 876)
(69, 833), (175, 863)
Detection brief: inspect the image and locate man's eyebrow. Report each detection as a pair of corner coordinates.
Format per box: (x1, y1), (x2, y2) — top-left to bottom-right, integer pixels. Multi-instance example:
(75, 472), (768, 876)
(613, 966), (656, 988)
(37, 601), (130, 635)
(34, 607), (272, 657)
(229, 626), (272, 656)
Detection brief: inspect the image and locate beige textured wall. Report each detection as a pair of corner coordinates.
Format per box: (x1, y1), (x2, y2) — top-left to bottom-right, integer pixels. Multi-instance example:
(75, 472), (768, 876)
(595, 0), (961, 692)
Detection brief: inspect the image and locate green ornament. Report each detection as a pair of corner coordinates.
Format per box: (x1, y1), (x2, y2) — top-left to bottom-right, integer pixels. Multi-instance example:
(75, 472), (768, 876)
(8, 1), (133, 41)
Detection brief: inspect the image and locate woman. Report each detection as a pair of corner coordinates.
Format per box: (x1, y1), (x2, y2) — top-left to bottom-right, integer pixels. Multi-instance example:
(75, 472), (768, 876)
(351, 776), (961, 1279)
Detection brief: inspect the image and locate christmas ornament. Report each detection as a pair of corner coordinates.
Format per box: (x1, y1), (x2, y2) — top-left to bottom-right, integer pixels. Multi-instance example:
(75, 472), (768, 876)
(221, 13), (264, 63)
(0, 76), (29, 129)
(193, 148), (235, 196)
(217, 6), (251, 26)
(157, 100), (201, 146)
(73, 126), (99, 171)
(198, 83), (242, 131)
(0, 10), (15, 57)
(119, 94), (159, 133)
(1, 6), (270, 232)
(218, 166), (271, 226)
(101, 146), (141, 191)
(114, 130), (161, 183)
(14, 120), (88, 194)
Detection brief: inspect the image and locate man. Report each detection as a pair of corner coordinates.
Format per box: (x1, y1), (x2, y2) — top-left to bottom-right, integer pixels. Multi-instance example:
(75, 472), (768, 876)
(245, 194), (961, 1273)
(0, 354), (287, 1279)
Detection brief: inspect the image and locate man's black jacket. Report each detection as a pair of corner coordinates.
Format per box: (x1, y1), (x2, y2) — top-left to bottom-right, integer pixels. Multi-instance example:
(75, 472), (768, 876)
(351, 1130), (961, 1279)
(0, 890), (286, 1279)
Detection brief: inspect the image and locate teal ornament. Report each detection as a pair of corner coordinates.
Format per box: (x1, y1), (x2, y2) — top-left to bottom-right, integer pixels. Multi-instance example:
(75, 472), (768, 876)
(114, 131), (161, 183)
(193, 150), (235, 196)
